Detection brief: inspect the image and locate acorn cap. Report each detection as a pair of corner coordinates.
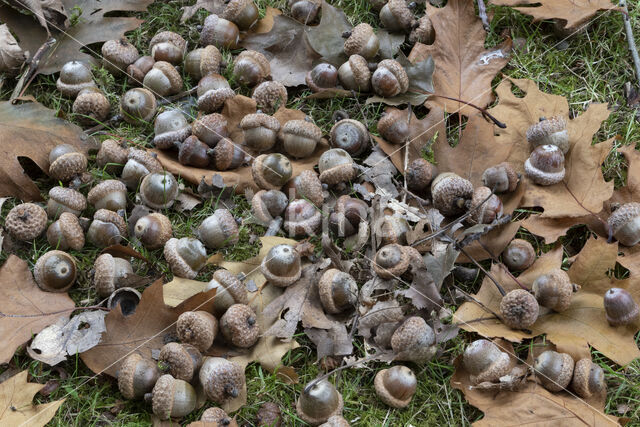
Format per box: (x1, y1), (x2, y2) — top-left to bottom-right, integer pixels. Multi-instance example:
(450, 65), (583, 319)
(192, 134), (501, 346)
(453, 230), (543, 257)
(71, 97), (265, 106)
(153, 109), (191, 149)
(48, 187), (87, 217)
(261, 244), (302, 287)
(49, 152), (88, 182)
(431, 172), (474, 216)
(150, 31), (187, 57)
(201, 407), (237, 425)
(524, 145), (566, 186)
(213, 269), (249, 305)
(374, 366), (416, 408)
(500, 289), (539, 329)
(283, 119), (322, 142)
(94, 253), (133, 297)
(199, 357), (246, 403)
(288, 170), (324, 207)
(526, 116), (569, 153)
(94, 209), (128, 236)
(220, 303), (260, 348)
(341, 54), (371, 91)
(240, 113), (281, 132)
(102, 39), (139, 72)
(177, 310), (218, 353)
(72, 88), (110, 125)
(96, 139), (129, 171)
(87, 180), (126, 206)
(344, 23), (376, 56)
(390, 316), (436, 363)
(377, 59), (409, 93)
(159, 342), (201, 381)
(118, 353), (159, 400)
(373, 244), (409, 279)
(134, 212), (173, 249)
(385, 0), (415, 29)
(47, 212), (84, 250)
(318, 269), (358, 314)
(213, 138), (244, 171)
(5, 202), (48, 241)
(321, 415), (350, 427)
(571, 358), (605, 398)
(608, 202), (640, 246)
(318, 149), (356, 186)
(253, 81), (288, 114)
(128, 148), (163, 173)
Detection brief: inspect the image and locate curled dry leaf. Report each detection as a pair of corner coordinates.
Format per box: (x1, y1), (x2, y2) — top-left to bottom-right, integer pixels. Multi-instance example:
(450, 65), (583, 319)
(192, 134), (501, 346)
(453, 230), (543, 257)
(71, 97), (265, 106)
(0, 255), (75, 364)
(0, 370), (65, 427)
(0, 24), (26, 74)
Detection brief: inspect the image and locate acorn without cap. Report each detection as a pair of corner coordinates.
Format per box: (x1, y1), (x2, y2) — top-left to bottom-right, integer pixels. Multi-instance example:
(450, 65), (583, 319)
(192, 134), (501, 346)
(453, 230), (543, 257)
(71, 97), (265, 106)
(139, 171), (180, 210)
(607, 202), (640, 247)
(261, 244), (302, 287)
(502, 239), (536, 271)
(500, 289), (539, 329)
(462, 339), (511, 384)
(431, 172), (474, 216)
(5, 202), (48, 241)
(289, 0), (321, 24)
(296, 380), (343, 425)
(177, 310), (218, 353)
(374, 365), (417, 408)
(179, 136), (211, 168)
(120, 88), (157, 124)
(133, 212), (173, 249)
(164, 237), (207, 279)
(391, 316), (437, 363)
(199, 357), (246, 403)
(252, 81), (288, 114)
(47, 187), (86, 218)
(47, 212), (84, 251)
(34, 250), (77, 293)
(220, 303), (260, 348)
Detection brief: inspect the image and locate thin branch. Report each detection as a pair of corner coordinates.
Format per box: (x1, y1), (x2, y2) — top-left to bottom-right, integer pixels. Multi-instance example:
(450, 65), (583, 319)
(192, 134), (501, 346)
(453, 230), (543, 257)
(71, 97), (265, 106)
(621, 1), (640, 88)
(562, 181), (610, 234)
(454, 285), (501, 319)
(416, 92), (506, 128)
(456, 214), (512, 248)
(0, 305), (109, 318)
(11, 37), (56, 101)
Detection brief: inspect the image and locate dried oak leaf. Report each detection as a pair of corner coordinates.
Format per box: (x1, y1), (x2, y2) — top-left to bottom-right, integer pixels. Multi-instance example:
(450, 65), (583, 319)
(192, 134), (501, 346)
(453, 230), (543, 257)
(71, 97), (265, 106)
(408, 0), (512, 116)
(0, 98), (95, 201)
(0, 0), (154, 75)
(4, 0), (68, 34)
(304, 0), (351, 59)
(490, 0), (621, 30)
(0, 370), (65, 427)
(454, 236), (640, 366)
(306, 322), (353, 361)
(241, 14), (321, 87)
(0, 255), (75, 364)
(180, 0), (225, 22)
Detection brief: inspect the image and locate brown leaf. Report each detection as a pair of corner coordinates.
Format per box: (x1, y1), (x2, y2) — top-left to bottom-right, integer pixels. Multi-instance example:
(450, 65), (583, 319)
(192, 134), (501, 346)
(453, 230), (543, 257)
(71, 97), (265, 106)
(0, 24), (26, 74)
(490, 0), (621, 30)
(101, 244), (150, 263)
(251, 7), (282, 34)
(5, 0), (68, 33)
(306, 322), (353, 361)
(0, 255), (75, 364)
(408, 0), (512, 115)
(80, 280), (217, 377)
(0, 370), (65, 427)
(304, 0), (351, 59)
(0, 99), (95, 201)
(0, 0), (154, 75)
(180, 0), (225, 23)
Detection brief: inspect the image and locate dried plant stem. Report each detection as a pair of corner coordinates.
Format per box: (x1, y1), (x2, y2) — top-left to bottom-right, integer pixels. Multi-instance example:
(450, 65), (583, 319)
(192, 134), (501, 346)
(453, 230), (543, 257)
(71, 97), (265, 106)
(561, 181), (610, 233)
(418, 92), (506, 128)
(11, 37), (56, 101)
(477, 0), (490, 31)
(456, 245), (506, 296)
(478, 241), (529, 291)
(621, 1), (640, 87)
(454, 285), (501, 319)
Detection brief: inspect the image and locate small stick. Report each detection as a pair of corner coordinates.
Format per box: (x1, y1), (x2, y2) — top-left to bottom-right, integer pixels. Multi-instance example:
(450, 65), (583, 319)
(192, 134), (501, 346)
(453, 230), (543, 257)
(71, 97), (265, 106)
(456, 245), (507, 296)
(456, 214), (512, 248)
(562, 181), (610, 233)
(0, 305), (109, 318)
(477, 0), (490, 32)
(454, 285), (502, 319)
(11, 37), (56, 101)
(620, 1), (640, 88)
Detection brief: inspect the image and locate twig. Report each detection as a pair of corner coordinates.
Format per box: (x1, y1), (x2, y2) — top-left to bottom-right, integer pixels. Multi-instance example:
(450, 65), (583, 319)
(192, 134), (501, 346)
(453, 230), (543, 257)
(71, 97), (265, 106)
(454, 285), (502, 319)
(402, 104), (412, 204)
(621, 1), (640, 88)
(456, 214), (512, 248)
(477, 0), (490, 32)
(477, 240), (529, 291)
(11, 37), (56, 101)
(415, 91), (507, 128)
(562, 181), (610, 234)
(456, 245), (507, 296)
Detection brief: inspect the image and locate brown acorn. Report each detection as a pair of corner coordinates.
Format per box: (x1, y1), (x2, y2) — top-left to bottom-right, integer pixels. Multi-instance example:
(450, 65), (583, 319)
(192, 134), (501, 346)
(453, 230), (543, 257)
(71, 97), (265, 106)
(338, 54), (371, 92)
(296, 380), (344, 425)
(526, 116), (569, 154)
(192, 113), (229, 148)
(164, 237), (207, 279)
(409, 14), (435, 44)
(120, 88), (157, 124)
(197, 74), (235, 113)
(524, 145), (565, 186)
(143, 61), (183, 97)
(251, 190), (288, 225)
(153, 109), (191, 150)
(330, 119), (369, 156)
(343, 23), (379, 59)
(220, 303), (260, 348)
(390, 316), (436, 363)
(46, 212), (84, 251)
(282, 119), (323, 159)
(371, 59), (408, 98)
(96, 139), (129, 174)
(196, 208), (239, 249)
(177, 310), (219, 353)
(201, 14), (240, 49)
(211, 138), (246, 171)
(184, 46), (222, 81)
(430, 172), (473, 216)
(468, 186), (503, 225)
(290, 0), (321, 24)
(603, 287), (639, 326)
(533, 350), (574, 392)
(482, 162), (519, 193)
(199, 357), (246, 403)
(318, 149), (356, 186)
(47, 187), (86, 219)
(261, 244), (302, 287)
(571, 358), (606, 398)
(306, 63), (339, 93)
(150, 374), (197, 419)
(607, 202), (640, 247)
(532, 269), (576, 312)
(318, 269), (358, 314)
(49, 144), (88, 183)
(126, 56), (155, 86)
(121, 148), (163, 189)
(377, 108), (409, 145)
(93, 253), (134, 297)
(201, 407), (238, 426)
(5, 202), (48, 241)
(118, 353), (160, 400)
(178, 135), (211, 168)
(139, 171), (180, 210)
(286, 170), (324, 207)
(374, 365), (417, 408)
(500, 289), (539, 329)
(252, 81), (287, 114)
(72, 88), (110, 126)
(373, 244), (409, 279)
(87, 179), (127, 211)
(158, 342), (202, 382)
(149, 31), (186, 65)
(102, 38), (139, 74)
(234, 50), (270, 86)
(252, 153), (293, 190)
(56, 61), (95, 97)
(222, 0), (259, 30)
(87, 209), (127, 247)
(133, 212), (173, 249)
(205, 269), (249, 316)
(240, 113), (281, 152)
(502, 239), (536, 272)
(462, 339), (511, 384)
(406, 158), (436, 195)
(379, 0), (415, 33)
(33, 250), (77, 293)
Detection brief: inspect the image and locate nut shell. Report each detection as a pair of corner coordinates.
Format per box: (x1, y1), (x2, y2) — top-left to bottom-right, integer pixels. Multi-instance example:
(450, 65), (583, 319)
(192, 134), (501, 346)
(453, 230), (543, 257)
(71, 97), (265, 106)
(608, 202), (640, 247)
(252, 81), (287, 114)
(502, 239), (535, 271)
(344, 23), (379, 59)
(72, 88), (110, 126)
(33, 250), (77, 293)
(261, 244), (302, 287)
(5, 203), (47, 241)
(500, 289), (539, 329)
(87, 179), (127, 211)
(533, 350), (574, 392)
(118, 353), (160, 400)
(296, 380), (343, 425)
(134, 212), (172, 249)
(462, 339), (511, 384)
(374, 366), (417, 408)
(46, 212), (84, 251)
(220, 303), (260, 348)
(571, 358), (605, 398)
(524, 145), (565, 186)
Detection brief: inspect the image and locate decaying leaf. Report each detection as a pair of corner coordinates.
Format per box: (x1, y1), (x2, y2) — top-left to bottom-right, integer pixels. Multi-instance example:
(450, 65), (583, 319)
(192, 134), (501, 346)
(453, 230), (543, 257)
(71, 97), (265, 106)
(0, 370), (65, 427)
(0, 0), (154, 75)
(408, 0), (512, 115)
(306, 322), (353, 361)
(0, 24), (27, 74)
(4, 0), (68, 34)
(0, 99), (95, 201)
(377, 29), (404, 60)
(180, 0), (225, 22)
(0, 255), (76, 364)
(304, 0), (351, 59)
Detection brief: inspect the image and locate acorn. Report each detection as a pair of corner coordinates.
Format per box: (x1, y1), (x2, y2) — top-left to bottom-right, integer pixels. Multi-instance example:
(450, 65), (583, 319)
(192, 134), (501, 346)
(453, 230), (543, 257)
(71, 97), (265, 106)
(193, 113), (229, 148)
(197, 73), (236, 113)
(377, 108), (410, 144)
(571, 358), (606, 398)
(201, 407), (238, 426)
(409, 14), (435, 44)
(5, 202), (48, 241)
(46, 212), (84, 251)
(286, 170), (324, 207)
(234, 50), (270, 86)
(256, 402), (282, 427)
(318, 148), (355, 186)
(220, 303), (259, 348)
(282, 119), (323, 158)
(96, 139), (130, 174)
(120, 88), (157, 124)
(251, 190), (288, 225)
(338, 54), (371, 92)
(374, 365), (416, 408)
(379, 0), (416, 33)
(33, 250), (77, 293)
(500, 289), (539, 329)
(252, 153), (293, 190)
(177, 311), (218, 353)
(318, 269), (358, 314)
(48, 144), (88, 183)
(406, 158), (436, 194)
(391, 316), (436, 363)
(126, 56), (155, 86)
(222, 0), (259, 29)
(330, 119), (369, 156)
(526, 116), (569, 154)
(199, 357), (246, 403)
(143, 61), (183, 97)
(139, 171), (179, 210)
(502, 239), (536, 271)
(532, 269), (576, 312)
(47, 187), (86, 218)
(462, 339), (511, 384)
(153, 109), (191, 150)
(205, 268), (249, 316)
(604, 288), (639, 326)
(118, 353), (160, 400)
(343, 23), (379, 59)
(252, 81), (288, 114)
(371, 59), (409, 98)
(88, 179), (127, 211)
(196, 208), (239, 249)
(284, 199), (321, 237)
(150, 374), (197, 420)
(289, 0), (321, 24)
(306, 63), (339, 93)
(524, 145), (565, 186)
(607, 202), (640, 247)
(533, 350), (574, 392)
(329, 195), (367, 237)
(93, 253), (134, 297)
(164, 237), (207, 279)
(178, 135), (211, 168)
(468, 186), (503, 225)
(184, 46), (222, 81)
(121, 148), (163, 189)
(158, 342), (202, 382)
(201, 14), (240, 49)
(240, 113), (281, 152)
(56, 61), (95, 97)
(101, 38), (139, 74)
(296, 380), (343, 425)
(211, 138), (246, 171)
(482, 162), (519, 193)
(261, 244), (302, 287)
(87, 209), (127, 247)
(72, 87), (110, 126)
(133, 212), (172, 249)
(149, 31), (187, 65)
(431, 172), (474, 216)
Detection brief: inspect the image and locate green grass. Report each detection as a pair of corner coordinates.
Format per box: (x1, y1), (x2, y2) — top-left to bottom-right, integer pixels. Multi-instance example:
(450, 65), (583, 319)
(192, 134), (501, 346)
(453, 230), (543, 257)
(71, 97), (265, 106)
(1, 0), (640, 425)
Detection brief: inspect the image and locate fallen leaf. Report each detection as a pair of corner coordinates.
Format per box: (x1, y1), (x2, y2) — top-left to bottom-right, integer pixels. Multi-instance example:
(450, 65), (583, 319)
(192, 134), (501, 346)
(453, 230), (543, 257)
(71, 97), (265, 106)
(306, 322), (353, 361)
(408, 0), (512, 115)
(0, 370), (65, 427)
(251, 7), (282, 34)
(180, 0), (225, 23)
(4, 0), (68, 34)
(0, 0), (154, 75)
(377, 29), (404, 59)
(304, 1), (351, 59)
(0, 24), (27, 74)
(0, 255), (76, 364)
(0, 99), (95, 201)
